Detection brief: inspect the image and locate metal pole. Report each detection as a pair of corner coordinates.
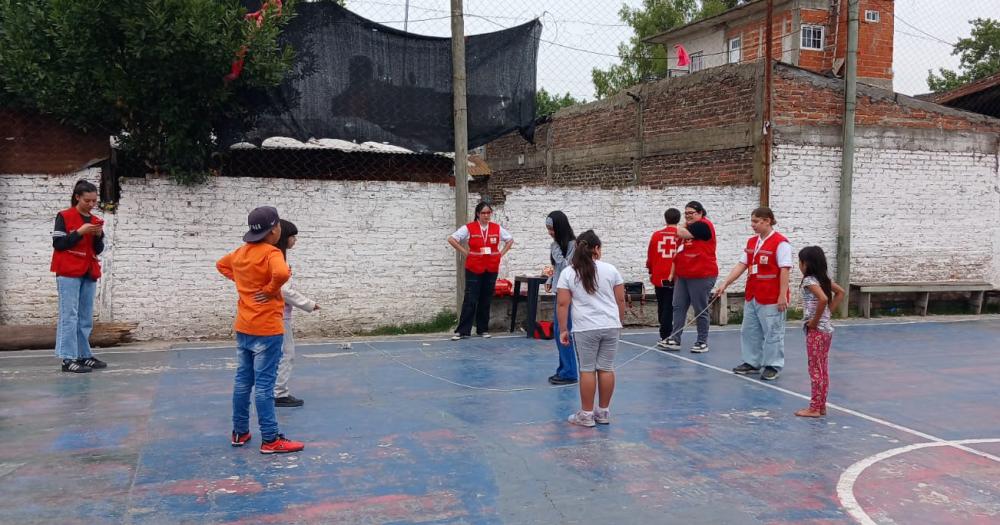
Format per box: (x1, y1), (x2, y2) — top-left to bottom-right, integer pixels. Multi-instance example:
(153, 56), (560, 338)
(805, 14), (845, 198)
(451, 0), (470, 312)
(836, 0), (859, 318)
(404, 0), (410, 32)
(761, 0), (773, 206)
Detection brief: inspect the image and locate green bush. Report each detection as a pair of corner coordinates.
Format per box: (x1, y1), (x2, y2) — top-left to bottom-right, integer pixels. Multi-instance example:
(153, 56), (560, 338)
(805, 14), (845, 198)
(0, 0), (295, 184)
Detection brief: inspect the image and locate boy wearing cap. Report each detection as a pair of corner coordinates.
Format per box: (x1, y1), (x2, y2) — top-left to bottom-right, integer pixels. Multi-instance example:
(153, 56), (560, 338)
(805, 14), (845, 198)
(216, 206), (305, 454)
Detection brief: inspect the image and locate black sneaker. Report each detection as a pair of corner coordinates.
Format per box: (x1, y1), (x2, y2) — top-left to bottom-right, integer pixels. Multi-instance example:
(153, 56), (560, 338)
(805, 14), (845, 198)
(62, 359), (92, 373)
(732, 363), (760, 375)
(548, 376), (578, 385)
(78, 357), (107, 369)
(761, 367), (780, 381)
(275, 395), (304, 407)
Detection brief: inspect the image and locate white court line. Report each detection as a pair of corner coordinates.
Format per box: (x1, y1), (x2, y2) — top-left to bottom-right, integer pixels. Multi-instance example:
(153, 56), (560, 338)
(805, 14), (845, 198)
(837, 438), (1000, 525)
(617, 338), (1000, 464)
(0, 316), (994, 360)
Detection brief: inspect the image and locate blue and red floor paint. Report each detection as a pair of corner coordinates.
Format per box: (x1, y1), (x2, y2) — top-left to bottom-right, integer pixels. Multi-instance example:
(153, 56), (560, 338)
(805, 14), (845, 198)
(1, 318), (998, 524)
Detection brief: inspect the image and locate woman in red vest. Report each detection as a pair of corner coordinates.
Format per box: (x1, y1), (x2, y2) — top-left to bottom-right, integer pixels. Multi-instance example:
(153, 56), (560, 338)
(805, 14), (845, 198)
(447, 202), (514, 340)
(50, 180), (108, 373)
(662, 201), (718, 353)
(715, 207), (792, 381)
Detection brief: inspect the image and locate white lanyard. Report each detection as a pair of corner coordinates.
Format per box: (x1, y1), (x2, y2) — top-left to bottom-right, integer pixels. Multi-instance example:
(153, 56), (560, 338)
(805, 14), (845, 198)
(753, 231), (774, 258)
(479, 222), (490, 243)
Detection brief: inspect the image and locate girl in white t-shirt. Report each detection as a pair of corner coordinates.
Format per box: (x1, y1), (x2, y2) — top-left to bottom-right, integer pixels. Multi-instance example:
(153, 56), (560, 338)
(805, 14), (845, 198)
(556, 230), (626, 427)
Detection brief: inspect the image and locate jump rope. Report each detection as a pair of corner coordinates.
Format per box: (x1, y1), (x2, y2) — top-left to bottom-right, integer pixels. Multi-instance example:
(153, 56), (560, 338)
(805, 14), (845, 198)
(327, 293), (722, 394)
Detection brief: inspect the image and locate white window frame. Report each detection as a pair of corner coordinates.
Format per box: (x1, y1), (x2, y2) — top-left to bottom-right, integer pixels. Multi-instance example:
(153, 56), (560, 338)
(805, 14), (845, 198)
(728, 37), (742, 64)
(689, 52), (704, 72)
(800, 25), (824, 51)
(864, 10), (880, 23)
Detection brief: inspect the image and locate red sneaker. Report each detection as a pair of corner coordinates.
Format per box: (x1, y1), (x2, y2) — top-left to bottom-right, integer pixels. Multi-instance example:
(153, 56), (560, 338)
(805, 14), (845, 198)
(231, 431), (252, 447)
(260, 434), (304, 454)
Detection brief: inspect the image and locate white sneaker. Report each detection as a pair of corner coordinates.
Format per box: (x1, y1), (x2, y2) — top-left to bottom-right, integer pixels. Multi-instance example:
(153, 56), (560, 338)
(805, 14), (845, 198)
(594, 408), (611, 425)
(658, 338), (681, 351)
(480, 333), (491, 339)
(690, 342), (709, 353)
(568, 410), (596, 427)
(451, 334), (467, 341)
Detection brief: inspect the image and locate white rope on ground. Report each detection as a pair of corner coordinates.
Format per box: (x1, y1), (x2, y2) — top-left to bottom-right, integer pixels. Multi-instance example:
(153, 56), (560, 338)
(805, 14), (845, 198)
(616, 295), (720, 369)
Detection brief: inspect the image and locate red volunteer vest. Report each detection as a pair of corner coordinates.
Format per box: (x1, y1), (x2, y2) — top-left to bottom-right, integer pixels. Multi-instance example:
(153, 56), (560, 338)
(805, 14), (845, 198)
(464, 221), (501, 274)
(744, 231), (789, 305)
(675, 218), (718, 279)
(647, 225), (679, 286)
(50, 208), (103, 279)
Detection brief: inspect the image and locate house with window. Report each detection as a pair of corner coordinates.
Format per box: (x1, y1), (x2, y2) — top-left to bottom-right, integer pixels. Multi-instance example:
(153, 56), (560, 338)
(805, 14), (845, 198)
(647, 0), (894, 90)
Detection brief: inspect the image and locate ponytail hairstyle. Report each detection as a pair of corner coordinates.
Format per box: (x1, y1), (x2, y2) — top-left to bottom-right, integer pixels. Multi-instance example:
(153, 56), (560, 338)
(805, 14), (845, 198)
(570, 230), (602, 295)
(276, 219), (299, 260)
(798, 246), (833, 301)
(71, 179), (99, 207)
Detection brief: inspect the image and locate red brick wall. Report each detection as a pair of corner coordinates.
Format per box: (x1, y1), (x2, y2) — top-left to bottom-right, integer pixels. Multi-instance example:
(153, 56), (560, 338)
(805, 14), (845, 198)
(482, 65), (762, 196)
(639, 148), (755, 188)
(0, 110), (109, 174)
(774, 67), (1000, 133)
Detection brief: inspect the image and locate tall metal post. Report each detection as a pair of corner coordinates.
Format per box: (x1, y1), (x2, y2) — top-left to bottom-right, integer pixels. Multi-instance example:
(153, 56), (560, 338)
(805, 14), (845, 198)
(451, 0), (470, 312)
(836, 0), (859, 318)
(762, 0), (774, 206)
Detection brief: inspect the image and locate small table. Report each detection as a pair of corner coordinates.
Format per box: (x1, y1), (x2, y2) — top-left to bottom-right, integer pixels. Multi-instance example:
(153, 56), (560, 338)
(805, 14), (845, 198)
(510, 275), (548, 337)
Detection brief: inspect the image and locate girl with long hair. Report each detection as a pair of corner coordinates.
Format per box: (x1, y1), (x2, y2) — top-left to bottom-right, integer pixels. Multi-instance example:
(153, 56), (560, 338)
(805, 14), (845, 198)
(543, 211), (577, 385)
(556, 230), (626, 427)
(272, 219), (320, 408)
(795, 246), (844, 417)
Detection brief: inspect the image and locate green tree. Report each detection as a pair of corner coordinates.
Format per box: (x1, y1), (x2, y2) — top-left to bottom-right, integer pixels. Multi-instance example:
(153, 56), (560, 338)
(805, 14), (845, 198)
(591, 0), (746, 99)
(0, 0), (295, 184)
(927, 18), (1000, 93)
(536, 88), (584, 118)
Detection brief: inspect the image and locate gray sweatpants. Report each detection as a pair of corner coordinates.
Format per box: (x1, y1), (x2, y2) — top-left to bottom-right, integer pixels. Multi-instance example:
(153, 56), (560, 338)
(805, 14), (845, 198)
(671, 276), (717, 344)
(274, 318), (295, 398)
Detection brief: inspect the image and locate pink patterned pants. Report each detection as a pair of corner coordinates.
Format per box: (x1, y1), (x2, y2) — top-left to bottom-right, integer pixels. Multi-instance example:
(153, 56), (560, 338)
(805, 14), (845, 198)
(806, 329), (833, 411)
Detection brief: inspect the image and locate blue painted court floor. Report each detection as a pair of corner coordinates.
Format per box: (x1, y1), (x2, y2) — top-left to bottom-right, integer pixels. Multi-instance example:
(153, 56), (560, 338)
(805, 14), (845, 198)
(1, 317), (999, 524)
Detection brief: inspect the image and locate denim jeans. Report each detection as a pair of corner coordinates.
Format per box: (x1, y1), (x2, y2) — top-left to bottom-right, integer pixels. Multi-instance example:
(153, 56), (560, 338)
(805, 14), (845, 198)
(233, 332), (284, 441)
(455, 270), (498, 336)
(55, 276), (96, 361)
(553, 306), (578, 380)
(740, 299), (787, 370)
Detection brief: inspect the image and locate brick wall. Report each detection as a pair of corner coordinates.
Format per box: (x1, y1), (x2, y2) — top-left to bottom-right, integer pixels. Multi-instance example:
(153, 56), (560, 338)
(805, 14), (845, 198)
(774, 67), (1000, 133)
(484, 64), (762, 198)
(0, 111), (109, 174)
(770, 145), (1000, 285)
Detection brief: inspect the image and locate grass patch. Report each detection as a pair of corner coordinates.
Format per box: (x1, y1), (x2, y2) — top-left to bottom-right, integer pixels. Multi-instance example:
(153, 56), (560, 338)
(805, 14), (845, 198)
(785, 307), (803, 321)
(361, 310), (457, 336)
(927, 302), (973, 315)
(984, 302), (1000, 314)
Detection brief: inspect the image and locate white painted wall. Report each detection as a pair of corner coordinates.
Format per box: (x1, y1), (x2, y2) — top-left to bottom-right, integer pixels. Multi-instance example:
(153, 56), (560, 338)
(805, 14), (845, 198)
(770, 144), (1000, 286)
(2, 144), (998, 342)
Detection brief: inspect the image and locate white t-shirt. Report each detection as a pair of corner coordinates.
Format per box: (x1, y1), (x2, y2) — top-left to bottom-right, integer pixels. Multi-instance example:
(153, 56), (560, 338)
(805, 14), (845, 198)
(556, 260), (625, 332)
(450, 223), (513, 243)
(739, 231), (793, 267)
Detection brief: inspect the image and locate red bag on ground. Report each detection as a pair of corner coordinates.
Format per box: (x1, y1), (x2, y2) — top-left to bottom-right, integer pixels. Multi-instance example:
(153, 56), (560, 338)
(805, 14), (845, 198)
(533, 321), (554, 340)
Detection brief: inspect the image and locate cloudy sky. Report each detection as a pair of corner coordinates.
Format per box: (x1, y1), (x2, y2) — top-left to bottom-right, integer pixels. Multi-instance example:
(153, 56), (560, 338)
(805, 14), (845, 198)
(343, 0), (997, 99)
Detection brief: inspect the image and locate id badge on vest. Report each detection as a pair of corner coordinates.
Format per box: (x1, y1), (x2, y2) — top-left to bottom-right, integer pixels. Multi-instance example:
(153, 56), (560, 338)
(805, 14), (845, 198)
(481, 247), (492, 255)
(750, 264), (759, 275)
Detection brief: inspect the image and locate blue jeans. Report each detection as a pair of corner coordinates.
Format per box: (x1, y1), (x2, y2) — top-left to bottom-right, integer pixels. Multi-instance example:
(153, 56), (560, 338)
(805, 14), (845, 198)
(55, 276), (96, 361)
(740, 299), (787, 370)
(553, 306), (578, 380)
(232, 332), (284, 441)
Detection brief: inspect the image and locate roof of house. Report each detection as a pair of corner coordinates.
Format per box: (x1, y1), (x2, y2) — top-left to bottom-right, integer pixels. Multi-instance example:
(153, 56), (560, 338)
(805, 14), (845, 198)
(644, 0), (784, 45)
(921, 72), (1000, 118)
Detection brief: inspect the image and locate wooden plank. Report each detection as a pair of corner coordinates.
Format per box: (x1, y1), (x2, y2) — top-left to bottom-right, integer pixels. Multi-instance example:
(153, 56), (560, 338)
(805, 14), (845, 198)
(916, 292), (930, 316)
(0, 322), (137, 351)
(971, 291), (985, 315)
(861, 292), (872, 319)
(854, 283), (994, 293)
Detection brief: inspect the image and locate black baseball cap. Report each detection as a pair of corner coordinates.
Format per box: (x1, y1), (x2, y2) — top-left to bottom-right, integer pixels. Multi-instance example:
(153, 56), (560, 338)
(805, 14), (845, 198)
(244, 206), (280, 243)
